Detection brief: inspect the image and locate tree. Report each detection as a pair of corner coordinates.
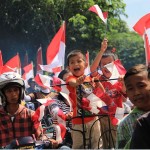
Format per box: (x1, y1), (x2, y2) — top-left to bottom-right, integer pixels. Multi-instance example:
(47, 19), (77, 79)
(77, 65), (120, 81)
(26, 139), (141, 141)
(0, 0), (144, 69)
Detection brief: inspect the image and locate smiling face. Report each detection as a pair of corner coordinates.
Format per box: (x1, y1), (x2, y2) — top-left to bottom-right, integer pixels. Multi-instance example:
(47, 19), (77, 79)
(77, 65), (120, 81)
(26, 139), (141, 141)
(125, 71), (150, 111)
(100, 56), (114, 78)
(67, 52), (87, 77)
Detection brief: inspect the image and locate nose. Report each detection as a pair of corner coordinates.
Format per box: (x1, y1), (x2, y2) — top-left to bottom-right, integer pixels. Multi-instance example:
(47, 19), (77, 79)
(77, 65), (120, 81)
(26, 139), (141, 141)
(133, 88), (141, 95)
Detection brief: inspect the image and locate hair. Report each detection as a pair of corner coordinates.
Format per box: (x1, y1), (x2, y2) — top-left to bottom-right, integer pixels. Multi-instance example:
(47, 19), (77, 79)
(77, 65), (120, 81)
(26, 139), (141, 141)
(57, 69), (70, 101)
(58, 69), (70, 80)
(124, 64), (150, 81)
(102, 47), (118, 60)
(67, 50), (86, 66)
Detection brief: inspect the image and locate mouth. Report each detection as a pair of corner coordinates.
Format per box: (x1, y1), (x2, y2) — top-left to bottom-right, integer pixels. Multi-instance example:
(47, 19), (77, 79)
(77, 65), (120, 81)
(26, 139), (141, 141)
(133, 97), (143, 103)
(74, 68), (80, 72)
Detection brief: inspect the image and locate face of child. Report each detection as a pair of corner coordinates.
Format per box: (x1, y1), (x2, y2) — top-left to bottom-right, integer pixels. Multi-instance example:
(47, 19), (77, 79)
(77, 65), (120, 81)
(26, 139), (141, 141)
(100, 56), (114, 79)
(125, 71), (150, 111)
(68, 53), (87, 77)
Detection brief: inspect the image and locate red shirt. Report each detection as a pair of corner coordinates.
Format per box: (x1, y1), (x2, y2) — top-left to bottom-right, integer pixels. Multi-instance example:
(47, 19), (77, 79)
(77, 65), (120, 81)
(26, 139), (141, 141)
(66, 76), (95, 124)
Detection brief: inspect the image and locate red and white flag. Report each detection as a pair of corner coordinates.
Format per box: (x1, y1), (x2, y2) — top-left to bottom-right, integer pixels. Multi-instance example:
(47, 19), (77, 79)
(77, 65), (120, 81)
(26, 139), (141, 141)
(133, 13), (150, 36)
(133, 13), (150, 65)
(46, 21), (65, 69)
(40, 64), (62, 76)
(33, 99), (67, 143)
(88, 4), (108, 24)
(23, 51), (28, 68)
(22, 62), (34, 88)
(144, 19), (150, 65)
(36, 46), (43, 74)
(34, 74), (53, 89)
(104, 59), (126, 85)
(84, 51), (91, 75)
(1, 54), (21, 74)
(0, 50), (3, 74)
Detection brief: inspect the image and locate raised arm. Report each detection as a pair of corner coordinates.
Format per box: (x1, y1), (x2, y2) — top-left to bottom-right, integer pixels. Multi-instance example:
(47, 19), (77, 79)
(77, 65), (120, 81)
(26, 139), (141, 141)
(90, 38), (108, 77)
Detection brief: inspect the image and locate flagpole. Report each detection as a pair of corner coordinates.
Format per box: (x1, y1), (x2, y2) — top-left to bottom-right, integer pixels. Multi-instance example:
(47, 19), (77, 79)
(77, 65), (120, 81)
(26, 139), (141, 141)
(62, 21), (65, 70)
(144, 27), (149, 66)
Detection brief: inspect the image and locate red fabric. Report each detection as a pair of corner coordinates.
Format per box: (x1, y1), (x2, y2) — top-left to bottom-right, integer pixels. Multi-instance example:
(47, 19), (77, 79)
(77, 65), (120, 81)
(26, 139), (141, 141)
(0, 50), (3, 74)
(46, 22), (65, 64)
(133, 13), (150, 36)
(144, 32), (150, 64)
(23, 51), (28, 68)
(1, 54), (21, 73)
(36, 46), (43, 72)
(66, 76), (95, 124)
(114, 59), (126, 75)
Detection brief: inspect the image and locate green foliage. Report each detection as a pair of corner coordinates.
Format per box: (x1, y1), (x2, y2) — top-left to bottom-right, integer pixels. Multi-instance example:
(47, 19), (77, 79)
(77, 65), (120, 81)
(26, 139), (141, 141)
(0, 0), (145, 69)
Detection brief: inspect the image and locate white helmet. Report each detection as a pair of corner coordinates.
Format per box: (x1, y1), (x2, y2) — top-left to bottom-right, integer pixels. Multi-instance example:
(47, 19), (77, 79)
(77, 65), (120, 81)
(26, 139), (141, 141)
(0, 72), (25, 105)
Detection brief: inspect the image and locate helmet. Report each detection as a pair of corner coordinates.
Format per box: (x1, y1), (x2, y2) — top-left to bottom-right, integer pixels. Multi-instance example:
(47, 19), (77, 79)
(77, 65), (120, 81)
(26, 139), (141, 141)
(0, 72), (25, 105)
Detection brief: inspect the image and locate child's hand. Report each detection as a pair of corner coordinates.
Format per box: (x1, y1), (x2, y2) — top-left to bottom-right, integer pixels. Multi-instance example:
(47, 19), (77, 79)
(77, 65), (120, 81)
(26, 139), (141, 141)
(118, 75), (126, 94)
(66, 112), (73, 119)
(118, 75), (124, 83)
(92, 77), (105, 92)
(100, 38), (108, 52)
(76, 75), (86, 85)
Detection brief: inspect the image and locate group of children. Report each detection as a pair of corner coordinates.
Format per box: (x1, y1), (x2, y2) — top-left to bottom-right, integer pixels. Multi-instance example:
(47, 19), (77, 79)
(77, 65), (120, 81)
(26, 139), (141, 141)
(9, 37), (150, 149)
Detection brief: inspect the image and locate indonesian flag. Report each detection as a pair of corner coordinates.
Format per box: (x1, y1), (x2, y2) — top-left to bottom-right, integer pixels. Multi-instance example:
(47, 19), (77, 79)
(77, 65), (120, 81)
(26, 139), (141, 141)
(88, 4), (108, 24)
(104, 59), (126, 85)
(23, 51), (28, 68)
(84, 51), (91, 75)
(133, 13), (150, 36)
(144, 19), (150, 65)
(40, 64), (62, 76)
(33, 99), (67, 143)
(34, 74), (53, 89)
(46, 21), (65, 69)
(36, 46), (43, 74)
(53, 124), (66, 143)
(22, 62), (34, 88)
(133, 14), (150, 65)
(0, 50), (3, 74)
(52, 77), (73, 111)
(1, 54), (21, 74)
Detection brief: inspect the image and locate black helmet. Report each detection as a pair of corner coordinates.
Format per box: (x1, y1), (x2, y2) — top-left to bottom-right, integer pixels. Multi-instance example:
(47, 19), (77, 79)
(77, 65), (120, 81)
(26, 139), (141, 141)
(0, 72), (25, 106)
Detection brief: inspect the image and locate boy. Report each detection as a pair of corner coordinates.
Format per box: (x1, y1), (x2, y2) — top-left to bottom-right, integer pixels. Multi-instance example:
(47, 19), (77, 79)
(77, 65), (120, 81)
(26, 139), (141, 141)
(66, 50), (102, 149)
(116, 64), (150, 148)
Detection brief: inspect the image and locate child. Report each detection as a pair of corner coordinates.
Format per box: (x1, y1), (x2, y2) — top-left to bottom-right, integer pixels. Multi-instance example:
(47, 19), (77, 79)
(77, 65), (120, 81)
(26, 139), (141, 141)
(90, 38), (127, 149)
(116, 64), (150, 149)
(57, 69), (73, 148)
(66, 50), (102, 149)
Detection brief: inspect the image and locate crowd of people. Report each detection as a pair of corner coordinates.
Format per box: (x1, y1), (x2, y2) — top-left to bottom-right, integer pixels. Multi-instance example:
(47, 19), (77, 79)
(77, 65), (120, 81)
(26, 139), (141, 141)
(0, 38), (150, 149)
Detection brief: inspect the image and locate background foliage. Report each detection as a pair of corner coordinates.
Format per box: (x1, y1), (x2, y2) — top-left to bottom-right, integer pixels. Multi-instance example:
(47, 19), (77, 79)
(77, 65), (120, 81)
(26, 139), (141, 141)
(0, 0), (145, 69)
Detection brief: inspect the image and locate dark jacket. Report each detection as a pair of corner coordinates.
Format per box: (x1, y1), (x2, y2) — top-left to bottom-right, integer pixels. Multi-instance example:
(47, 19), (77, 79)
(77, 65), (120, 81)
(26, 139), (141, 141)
(130, 111), (150, 149)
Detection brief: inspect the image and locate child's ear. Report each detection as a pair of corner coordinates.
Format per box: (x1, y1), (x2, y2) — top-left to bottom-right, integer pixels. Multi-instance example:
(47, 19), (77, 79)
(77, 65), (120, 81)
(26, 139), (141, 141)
(67, 66), (70, 71)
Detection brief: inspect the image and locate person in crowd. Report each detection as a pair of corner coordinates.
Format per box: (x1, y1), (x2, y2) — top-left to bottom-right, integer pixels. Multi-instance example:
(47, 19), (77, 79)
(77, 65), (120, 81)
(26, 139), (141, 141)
(116, 64), (150, 149)
(24, 78), (38, 110)
(0, 72), (48, 148)
(130, 111), (150, 149)
(26, 78), (37, 94)
(66, 50), (104, 149)
(90, 38), (127, 149)
(57, 69), (73, 148)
